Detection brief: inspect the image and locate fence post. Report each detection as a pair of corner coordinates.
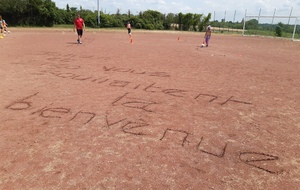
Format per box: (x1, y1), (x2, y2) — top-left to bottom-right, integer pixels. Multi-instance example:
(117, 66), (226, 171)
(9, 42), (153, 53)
(242, 9), (247, 36)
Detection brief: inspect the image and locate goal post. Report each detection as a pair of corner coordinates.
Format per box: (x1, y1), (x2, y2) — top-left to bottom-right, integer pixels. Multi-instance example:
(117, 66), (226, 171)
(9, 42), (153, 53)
(242, 14), (299, 41)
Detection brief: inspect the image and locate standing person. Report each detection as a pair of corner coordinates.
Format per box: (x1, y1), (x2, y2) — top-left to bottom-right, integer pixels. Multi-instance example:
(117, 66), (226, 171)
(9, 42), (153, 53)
(74, 13), (85, 44)
(0, 15), (3, 34)
(204, 25), (212, 47)
(126, 21), (131, 37)
(2, 19), (8, 33)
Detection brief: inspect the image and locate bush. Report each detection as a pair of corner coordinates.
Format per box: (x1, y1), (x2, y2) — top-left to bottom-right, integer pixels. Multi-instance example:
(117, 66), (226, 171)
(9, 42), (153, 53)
(275, 22), (284, 37)
(145, 24), (155, 30)
(135, 23), (143, 29)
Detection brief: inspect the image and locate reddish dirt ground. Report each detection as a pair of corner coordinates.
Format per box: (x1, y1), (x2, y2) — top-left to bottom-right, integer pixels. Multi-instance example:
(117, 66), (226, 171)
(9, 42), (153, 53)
(0, 28), (300, 189)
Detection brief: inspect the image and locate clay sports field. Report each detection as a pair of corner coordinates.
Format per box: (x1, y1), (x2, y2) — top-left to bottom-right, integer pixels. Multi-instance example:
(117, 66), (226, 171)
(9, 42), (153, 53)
(0, 28), (299, 189)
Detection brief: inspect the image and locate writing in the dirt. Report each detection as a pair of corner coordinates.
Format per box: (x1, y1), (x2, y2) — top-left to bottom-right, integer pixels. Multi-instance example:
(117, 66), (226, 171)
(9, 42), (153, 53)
(43, 70), (252, 107)
(5, 92), (280, 174)
(103, 66), (171, 78)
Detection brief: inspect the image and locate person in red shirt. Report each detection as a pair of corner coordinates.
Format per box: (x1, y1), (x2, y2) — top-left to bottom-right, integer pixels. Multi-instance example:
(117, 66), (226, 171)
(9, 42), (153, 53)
(74, 14), (85, 44)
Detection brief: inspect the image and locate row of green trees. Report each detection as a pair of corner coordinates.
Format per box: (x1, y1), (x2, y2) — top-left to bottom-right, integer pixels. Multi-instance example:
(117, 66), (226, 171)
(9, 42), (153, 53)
(0, 0), (212, 31)
(2, 0), (295, 37)
(0, 0), (56, 26)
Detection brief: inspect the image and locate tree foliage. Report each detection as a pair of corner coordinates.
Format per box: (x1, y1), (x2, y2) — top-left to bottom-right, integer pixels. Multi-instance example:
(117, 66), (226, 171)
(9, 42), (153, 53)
(245, 19), (259, 30)
(0, 0), (56, 26)
(275, 22), (284, 37)
(0, 0), (213, 31)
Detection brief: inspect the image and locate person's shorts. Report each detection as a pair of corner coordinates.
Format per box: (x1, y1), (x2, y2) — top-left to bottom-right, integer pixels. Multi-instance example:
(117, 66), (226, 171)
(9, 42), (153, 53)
(77, 29), (83, 36)
(127, 28), (131, 34)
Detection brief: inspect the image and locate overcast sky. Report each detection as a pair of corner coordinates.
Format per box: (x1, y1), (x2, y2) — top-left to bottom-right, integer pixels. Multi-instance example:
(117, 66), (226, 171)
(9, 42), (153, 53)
(52, 0), (300, 22)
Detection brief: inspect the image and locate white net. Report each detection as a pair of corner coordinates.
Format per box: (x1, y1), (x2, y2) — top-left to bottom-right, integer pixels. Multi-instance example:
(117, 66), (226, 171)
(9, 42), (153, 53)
(243, 15), (299, 40)
(208, 9), (300, 40)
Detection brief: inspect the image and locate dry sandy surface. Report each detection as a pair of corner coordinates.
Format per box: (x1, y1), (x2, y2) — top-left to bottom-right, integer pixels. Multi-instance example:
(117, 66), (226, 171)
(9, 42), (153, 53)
(0, 28), (300, 189)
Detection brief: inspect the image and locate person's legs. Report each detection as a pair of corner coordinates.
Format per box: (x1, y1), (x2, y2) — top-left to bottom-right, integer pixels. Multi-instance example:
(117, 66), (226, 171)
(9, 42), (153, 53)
(79, 30), (83, 43)
(128, 28), (131, 37)
(77, 29), (83, 43)
(76, 29), (80, 42)
(205, 36), (210, 47)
